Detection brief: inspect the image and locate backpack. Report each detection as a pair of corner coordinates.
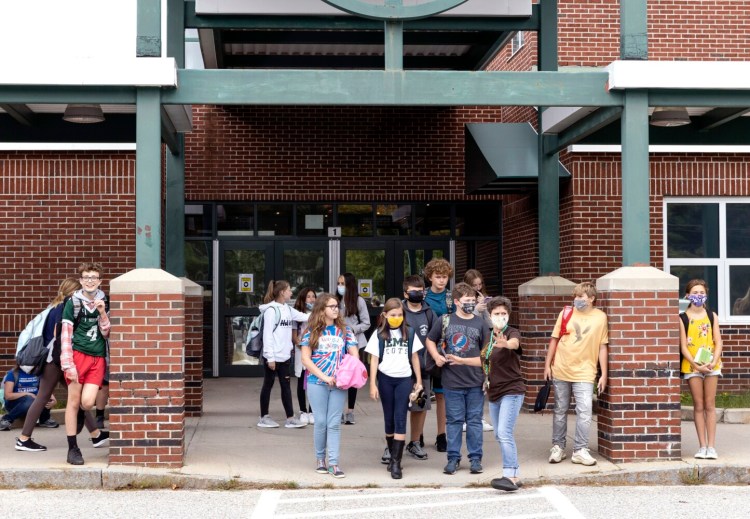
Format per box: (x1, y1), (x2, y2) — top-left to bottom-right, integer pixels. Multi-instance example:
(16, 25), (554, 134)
(678, 311), (715, 377)
(16, 307), (54, 375)
(245, 306), (282, 359)
(52, 295), (110, 366)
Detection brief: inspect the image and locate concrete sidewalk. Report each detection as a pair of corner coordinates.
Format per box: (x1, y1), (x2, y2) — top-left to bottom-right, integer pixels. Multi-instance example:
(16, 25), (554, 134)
(1, 378), (748, 489)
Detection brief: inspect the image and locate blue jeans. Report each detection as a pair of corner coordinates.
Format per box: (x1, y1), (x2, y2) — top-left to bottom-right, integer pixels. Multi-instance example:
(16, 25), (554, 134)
(307, 383), (347, 466)
(552, 380), (594, 451)
(3, 395), (50, 423)
(488, 394), (524, 478)
(444, 386), (484, 462)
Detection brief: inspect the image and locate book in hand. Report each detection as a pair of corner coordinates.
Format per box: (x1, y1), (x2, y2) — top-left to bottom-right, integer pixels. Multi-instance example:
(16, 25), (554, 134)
(694, 347), (713, 365)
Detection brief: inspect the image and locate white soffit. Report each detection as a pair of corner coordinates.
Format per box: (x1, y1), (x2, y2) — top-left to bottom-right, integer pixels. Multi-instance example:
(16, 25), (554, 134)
(0, 58), (177, 87)
(542, 106), (597, 134)
(607, 60), (750, 91)
(569, 145), (750, 154)
(195, 0), (532, 16)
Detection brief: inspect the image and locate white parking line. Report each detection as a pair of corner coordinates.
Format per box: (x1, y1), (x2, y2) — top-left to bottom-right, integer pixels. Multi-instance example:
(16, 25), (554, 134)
(251, 490), (282, 519)
(537, 487), (586, 519)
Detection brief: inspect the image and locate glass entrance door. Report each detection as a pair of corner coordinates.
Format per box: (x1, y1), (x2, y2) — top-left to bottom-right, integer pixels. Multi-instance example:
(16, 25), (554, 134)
(218, 240), (327, 376)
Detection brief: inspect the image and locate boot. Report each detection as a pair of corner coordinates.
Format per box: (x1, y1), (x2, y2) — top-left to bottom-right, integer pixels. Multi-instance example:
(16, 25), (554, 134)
(383, 436), (394, 468)
(390, 439), (405, 480)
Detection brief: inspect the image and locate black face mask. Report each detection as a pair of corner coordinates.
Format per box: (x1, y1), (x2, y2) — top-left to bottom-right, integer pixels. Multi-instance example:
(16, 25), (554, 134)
(406, 290), (425, 304)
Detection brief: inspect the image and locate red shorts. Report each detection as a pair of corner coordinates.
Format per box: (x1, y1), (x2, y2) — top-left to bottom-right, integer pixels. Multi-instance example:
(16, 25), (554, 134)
(66, 350), (106, 387)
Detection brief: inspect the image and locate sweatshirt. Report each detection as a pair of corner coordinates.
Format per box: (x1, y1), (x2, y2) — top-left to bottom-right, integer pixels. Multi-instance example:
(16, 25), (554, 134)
(260, 301), (309, 363)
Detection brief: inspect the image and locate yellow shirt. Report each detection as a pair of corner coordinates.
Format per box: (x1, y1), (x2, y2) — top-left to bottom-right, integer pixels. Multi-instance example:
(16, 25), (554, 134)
(551, 307), (609, 383)
(681, 314), (721, 373)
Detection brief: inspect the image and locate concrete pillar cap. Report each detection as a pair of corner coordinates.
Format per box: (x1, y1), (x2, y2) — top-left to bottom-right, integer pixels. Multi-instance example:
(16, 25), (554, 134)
(597, 266), (679, 291)
(519, 276), (576, 297)
(111, 268), (184, 294)
(181, 277), (203, 297)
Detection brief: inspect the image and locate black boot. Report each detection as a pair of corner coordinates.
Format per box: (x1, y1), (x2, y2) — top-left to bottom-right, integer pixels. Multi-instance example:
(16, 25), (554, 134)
(390, 439), (405, 480)
(383, 436), (394, 468)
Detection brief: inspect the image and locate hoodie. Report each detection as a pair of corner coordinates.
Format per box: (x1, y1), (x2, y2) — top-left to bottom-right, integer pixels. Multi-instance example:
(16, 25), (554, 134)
(402, 300), (436, 367)
(259, 301), (309, 363)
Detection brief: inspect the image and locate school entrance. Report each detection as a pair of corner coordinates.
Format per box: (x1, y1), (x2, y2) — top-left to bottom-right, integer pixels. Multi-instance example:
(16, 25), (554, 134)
(186, 201), (502, 377)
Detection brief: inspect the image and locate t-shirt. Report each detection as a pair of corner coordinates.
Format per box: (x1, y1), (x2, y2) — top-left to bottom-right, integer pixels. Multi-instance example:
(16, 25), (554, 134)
(300, 325), (358, 385)
(2, 370), (39, 403)
(62, 295), (107, 357)
(364, 328), (424, 378)
(680, 313), (722, 374)
(482, 326), (525, 402)
(551, 307), (609, 383)
(425, 288), (454, 318)
(427, 314), (488, 389)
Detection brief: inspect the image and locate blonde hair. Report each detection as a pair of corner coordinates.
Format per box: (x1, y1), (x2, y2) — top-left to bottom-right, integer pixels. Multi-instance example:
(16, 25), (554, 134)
(51, 278), (81, 306)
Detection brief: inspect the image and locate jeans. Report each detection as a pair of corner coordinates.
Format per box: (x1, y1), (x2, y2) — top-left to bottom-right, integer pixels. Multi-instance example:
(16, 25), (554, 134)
(307, 383), (347, 466)
(259, 359), (293, 418)
(444, 386), (484, 461)
(552, 379), (594, 451)
(488, 394), (524, 478)
(4, 395), (50, 424)
(377, 372), (412, 435)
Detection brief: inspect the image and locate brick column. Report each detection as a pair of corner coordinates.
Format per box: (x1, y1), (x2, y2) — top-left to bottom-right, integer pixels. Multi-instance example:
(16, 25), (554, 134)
(183, 278), (203, 417)
(109, 269), (185, 467)
(596, 266), (681, 462)
(518, 276), (576, 411)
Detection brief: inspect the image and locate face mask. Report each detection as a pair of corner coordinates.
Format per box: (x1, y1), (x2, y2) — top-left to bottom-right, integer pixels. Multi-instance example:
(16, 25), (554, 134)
(406, 290), (424, 304)
(337, 285), (346, 296)
(573, 299), (588, 311)
(461, 302), (476, 314)
(687, 294), (707, 307)
(387, 316), (404, 329)
(491, 315), (508, 330)
(305, 302), (314, 311)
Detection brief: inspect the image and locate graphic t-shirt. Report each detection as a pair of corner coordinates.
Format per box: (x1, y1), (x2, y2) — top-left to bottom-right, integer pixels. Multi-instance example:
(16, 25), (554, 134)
(300, 325), (358, 385)
(62, 295), (107, 357)
(551, 307), (609, 383)
(427, 314), (488, 389)
(2, 370), (40, 404)
(365, 329), (424, 378)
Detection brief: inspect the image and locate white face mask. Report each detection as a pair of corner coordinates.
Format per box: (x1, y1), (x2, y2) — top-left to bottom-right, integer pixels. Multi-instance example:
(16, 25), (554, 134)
(491, 315), (508, 330)
(337, 285), (346, 296)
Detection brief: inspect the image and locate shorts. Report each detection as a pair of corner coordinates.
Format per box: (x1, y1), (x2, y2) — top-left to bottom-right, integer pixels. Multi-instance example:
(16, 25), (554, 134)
(66, 350), (106, 387)
(684, 369), (722, 380)
(431, 374), (443, 394)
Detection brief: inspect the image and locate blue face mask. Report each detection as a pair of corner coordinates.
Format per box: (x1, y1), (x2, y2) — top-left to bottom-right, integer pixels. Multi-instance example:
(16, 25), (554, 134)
(687, 294), (707, 307)
(305, 302), (314, 311)
(573, 299), (588, 311)
(337, 286), (345, 296)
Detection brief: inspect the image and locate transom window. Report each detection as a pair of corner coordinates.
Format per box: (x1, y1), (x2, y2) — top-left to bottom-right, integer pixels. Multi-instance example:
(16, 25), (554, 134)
(664, 198), (750, 321)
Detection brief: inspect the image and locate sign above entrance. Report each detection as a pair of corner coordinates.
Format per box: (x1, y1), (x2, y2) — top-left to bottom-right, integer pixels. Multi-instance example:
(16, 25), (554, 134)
(239, 273), (254, 293)
(358, 278), (372, 299)
(328, 226), (342, 237)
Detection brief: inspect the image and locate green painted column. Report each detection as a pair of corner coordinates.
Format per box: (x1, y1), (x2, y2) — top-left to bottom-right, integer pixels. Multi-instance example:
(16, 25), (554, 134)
(620, 0), (648, 60)
(537, 0), (560, 276)
(384, 20), (404, 70)
(136, 88), (162, 268)
(621, 90), (650, 265)
(165, 134), (185, 277)
(137, 0), (162, 57)
(167, 0), (185, 67)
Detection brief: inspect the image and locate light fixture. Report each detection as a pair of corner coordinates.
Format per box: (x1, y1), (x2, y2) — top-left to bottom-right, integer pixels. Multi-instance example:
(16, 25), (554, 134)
(63, 104), (105, 124)
(649, 107), (690, 127)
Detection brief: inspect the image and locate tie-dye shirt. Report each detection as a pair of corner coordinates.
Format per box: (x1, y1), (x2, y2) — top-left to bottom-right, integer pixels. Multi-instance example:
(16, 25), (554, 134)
(300, 325), (359, 385)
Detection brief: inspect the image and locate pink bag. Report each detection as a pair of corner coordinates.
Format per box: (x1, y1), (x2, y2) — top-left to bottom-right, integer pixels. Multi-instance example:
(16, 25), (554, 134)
(335, 354), (368, 390)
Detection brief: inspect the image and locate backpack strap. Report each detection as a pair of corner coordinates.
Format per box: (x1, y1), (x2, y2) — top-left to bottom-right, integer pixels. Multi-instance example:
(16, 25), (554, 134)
(272, 306), (281, 332)
(560, 306), (574, 336)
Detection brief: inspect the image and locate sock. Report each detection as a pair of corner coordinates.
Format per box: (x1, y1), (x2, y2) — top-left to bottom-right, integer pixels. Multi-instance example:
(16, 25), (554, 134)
(67, 435), (78, 450)
(96, 409), (105, 419)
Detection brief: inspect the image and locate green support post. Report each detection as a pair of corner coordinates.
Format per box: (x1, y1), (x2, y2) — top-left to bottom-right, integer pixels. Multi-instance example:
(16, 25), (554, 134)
(137, 0), (162, 57)
(620, 0), (648, 60)
(167, 0), (186, 67)
(165, 134), (185, 277)
(384, 20), (404, 70)
(136, 88), (162, 268)
(621, 90), (650, 265)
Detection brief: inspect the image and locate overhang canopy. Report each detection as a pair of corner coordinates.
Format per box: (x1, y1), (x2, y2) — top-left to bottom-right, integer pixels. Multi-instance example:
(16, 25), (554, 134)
(465, 122), (570, 194)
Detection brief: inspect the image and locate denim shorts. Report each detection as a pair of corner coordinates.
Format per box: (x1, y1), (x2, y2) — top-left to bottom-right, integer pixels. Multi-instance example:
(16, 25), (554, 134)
(684, 369), (722, 380)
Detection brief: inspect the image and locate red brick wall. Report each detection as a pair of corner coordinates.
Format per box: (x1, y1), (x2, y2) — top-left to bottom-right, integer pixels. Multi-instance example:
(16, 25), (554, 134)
(185, 291), (203, 416)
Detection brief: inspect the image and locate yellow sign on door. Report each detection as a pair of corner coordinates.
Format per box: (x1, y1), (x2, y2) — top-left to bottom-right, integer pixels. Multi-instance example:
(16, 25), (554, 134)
(239, 274), (254, 293)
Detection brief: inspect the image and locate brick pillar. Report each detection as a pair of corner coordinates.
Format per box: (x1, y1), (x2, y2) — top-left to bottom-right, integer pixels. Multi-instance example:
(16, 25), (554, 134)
(518, 276), (576, 411)
(109, 269), (185, 467)
(596, 266), (681, 462)
(183, 278), (203, 417)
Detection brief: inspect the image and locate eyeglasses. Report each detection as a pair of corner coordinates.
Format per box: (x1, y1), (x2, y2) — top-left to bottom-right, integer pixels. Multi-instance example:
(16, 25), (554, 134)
(81, 276), (100, 281)
(324, 304), (339, 310)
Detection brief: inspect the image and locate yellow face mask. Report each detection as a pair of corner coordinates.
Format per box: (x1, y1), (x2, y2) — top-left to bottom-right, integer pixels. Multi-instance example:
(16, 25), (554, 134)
(386, 316), (404, 329)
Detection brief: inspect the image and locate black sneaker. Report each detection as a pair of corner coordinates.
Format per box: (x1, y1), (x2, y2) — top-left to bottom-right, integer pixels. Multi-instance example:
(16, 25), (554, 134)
(407, 441), (429, 460)
(435, 433), (447, 453)
(67, 446), (84, 465)
(37, 418), (60, 428)
(76, 409), (85, 435)
(90, 430), (110, 448)
(15, 437), (47, 452)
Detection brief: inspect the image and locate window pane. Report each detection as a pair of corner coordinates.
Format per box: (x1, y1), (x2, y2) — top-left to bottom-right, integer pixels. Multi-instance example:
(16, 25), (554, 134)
(296, 204), (333, 236)
(339, 204), (373, 237)
(730, 265), (750, 316)
(666, 203), (719, 258)
(344, 249), (385, 302)
(185, 204), (212, 237)
(258, 204), (293, 236)
(283, 249), (326, 296)
(217, 204), (254, 236)
(376, 204), (412, 236)
(455, 203), (500, 237)
(415, 204), (450, 236)
(727, 204), (750, 258)
(670, 265), (718, 311)
(185, 241), (211, 283)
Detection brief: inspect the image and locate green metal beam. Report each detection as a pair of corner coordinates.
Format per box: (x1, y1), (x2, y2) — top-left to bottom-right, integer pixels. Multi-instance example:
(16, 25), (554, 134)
(136, 88), (162, 269)
(537, 0), (558, 72)
(321, 0), (467, 20)
(694, 107), (750, 132)
(0, 87), (136, 105)
(163, 69), (618, 106)
(160, 107), (180, 156)
(137, 0), (162, 57)
(165, 134), (185, 278)
(621, 90), (650, 266)
(384, 20), (404, 70)
(0, 104), (35, 126)
(546, 106), (623, 153)
(166, 0), (185, 67)
(620, 0), (647, 60)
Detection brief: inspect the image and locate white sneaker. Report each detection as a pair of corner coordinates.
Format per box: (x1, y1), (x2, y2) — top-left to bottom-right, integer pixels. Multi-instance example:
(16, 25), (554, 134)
(307, 413), (315, 424)
(694, 447), (708, 459)
(482, 419), (494, 432)
(285, 416), (307, 428)
(548, 444), (566, 463)
(298, 412), (309, 424)
(572, 448), (597, 466)
(705, 447), (718, 460)
(257, 415), (280, 428)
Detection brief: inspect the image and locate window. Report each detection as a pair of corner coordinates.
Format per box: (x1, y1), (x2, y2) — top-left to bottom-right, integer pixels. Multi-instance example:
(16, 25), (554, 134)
(510, 31), (525, 56)
(665, 198), (750, 321)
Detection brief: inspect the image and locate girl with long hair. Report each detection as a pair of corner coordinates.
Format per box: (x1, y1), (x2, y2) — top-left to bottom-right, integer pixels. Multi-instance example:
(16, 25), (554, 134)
(300, 294), (359, 478)
(336, 272), (370, 424)
(292, 287), (317, 424)
(256, 280), (310, 429)
(365, 297), (423, 479)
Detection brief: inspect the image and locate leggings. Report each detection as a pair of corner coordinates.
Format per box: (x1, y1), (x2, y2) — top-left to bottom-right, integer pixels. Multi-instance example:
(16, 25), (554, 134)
(259, 359), (294, 418)
(21, 362), (97, 437)
(377, 372), (412, 435)
(348, 387), (357, 409)
(296, 370), (311, 413)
